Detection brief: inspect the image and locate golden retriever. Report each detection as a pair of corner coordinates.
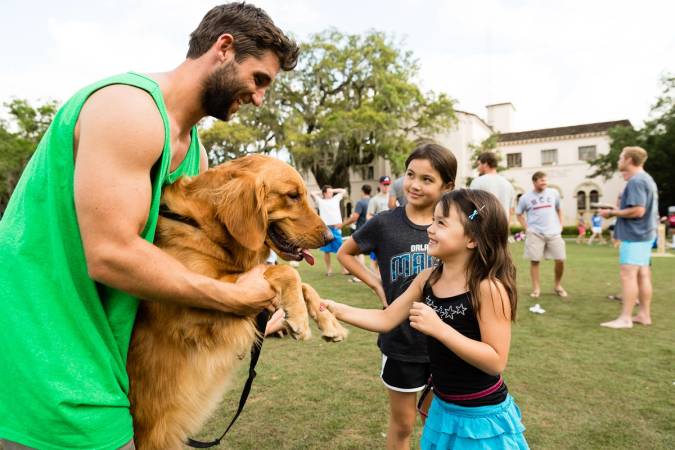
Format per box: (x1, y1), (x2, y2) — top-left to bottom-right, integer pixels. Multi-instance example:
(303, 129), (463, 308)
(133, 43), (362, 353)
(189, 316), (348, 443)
(127, 155), (348, 449)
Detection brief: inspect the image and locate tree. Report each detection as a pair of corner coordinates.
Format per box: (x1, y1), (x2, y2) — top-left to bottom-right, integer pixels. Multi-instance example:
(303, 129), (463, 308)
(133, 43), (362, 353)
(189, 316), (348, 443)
(0, 99), (59, 213)
(200, 30), (456, 188)
(590, 74), (675, 213)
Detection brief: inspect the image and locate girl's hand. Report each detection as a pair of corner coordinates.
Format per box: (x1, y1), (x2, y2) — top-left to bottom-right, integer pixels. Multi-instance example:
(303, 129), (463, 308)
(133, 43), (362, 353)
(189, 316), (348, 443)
(409, 302), (445, 337)
(319, 300), (341, 318)
(375, 284), (388, 308)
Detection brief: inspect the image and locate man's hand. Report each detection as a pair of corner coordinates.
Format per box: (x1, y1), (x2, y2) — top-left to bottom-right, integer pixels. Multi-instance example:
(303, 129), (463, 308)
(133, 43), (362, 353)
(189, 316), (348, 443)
(599, 208), (613, 219)
(233, 265), (278, 315)
(409, 302), (444, 337)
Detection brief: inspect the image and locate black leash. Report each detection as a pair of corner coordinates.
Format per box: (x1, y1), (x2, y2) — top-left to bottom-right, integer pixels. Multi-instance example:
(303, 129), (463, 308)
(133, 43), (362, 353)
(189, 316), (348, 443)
(186, 310), (270, 448)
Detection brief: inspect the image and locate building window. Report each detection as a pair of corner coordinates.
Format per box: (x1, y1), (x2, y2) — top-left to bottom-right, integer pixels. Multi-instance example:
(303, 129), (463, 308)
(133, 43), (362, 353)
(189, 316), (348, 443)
(577, 191), (587, 210)
(541, 149), (558, 166)
(578, 145), (597, 161)
(589, 190), (599, 205)
(506, 153), (522, 168)
(367, 166), (374, 180)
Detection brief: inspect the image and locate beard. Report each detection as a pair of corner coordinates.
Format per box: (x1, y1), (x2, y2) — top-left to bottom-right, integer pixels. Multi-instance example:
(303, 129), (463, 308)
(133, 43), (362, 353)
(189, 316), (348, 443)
(201, 61), (248, 121)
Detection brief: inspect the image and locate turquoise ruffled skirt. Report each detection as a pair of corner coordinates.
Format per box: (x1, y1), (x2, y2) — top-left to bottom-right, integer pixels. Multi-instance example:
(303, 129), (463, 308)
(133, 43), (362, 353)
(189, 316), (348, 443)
(421, 394), (529, 449)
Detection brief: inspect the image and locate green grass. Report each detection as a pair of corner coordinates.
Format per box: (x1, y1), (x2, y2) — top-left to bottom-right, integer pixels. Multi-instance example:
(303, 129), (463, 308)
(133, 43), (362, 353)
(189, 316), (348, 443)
(198, 242), (675, 449)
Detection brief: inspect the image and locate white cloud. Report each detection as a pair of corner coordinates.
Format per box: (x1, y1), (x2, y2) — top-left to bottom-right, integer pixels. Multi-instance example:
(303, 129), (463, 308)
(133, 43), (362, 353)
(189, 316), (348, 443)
(1, 0), (673, 130)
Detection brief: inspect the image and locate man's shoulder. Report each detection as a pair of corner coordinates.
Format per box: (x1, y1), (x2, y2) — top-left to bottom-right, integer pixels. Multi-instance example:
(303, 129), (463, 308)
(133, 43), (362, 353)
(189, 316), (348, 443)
(78, 85), (165, 164)
(520, 190), (535, 200)
(629, 171), (656, 188)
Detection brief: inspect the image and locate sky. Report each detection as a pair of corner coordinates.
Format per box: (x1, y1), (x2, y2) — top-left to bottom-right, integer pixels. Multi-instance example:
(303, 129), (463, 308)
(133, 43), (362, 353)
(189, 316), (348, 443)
(1, 0), (674, 132)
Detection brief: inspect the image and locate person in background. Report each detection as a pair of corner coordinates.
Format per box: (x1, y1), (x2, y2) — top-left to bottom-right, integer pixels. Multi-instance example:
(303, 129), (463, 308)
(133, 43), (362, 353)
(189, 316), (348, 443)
(342, 184), (372, 232)
(367, 176), (392, 273)
(599, 146), (658, 329)
(342, 184), (373, 282)
(576, 213), (587, 244)
(311, 185), (348, 276)
(368, 176), (392, 219)
(588, 212), (606, 245)
(516, 171), (568, 299)
(469, 151), (515, 223)
(388, 175), (407, 209)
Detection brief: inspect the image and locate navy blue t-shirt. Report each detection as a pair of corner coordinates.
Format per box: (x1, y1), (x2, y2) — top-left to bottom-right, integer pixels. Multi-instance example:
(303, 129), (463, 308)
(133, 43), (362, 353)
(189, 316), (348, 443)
(352, 207), (436, 363)
(354, 197), (370, 230)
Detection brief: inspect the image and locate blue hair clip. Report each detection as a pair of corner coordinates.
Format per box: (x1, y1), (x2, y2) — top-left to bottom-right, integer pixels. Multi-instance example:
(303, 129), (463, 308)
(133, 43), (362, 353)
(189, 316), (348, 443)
(468, 205), (486, 221)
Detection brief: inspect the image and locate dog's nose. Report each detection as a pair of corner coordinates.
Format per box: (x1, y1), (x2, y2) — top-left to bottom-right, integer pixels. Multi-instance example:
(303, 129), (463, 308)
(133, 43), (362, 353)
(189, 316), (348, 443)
(323, 228), (335, 244)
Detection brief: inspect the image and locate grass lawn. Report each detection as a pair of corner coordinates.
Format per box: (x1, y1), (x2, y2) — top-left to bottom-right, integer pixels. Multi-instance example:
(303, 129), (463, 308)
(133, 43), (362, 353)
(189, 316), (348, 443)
(199, 242), (675, 449)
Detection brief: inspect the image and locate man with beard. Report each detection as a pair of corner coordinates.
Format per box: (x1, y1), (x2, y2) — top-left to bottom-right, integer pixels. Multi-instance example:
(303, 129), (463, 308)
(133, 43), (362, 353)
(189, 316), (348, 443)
(599, 146), (659, 329)
(0, 4), (298, 449)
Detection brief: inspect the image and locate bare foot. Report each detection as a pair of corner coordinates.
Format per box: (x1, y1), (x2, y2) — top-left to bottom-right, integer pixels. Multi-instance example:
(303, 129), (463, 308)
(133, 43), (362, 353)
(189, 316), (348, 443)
(632, 315), (652, 325)
(601, 318), (633, 329)
(530, 290), (540, 298)
(554, 287), (568, 298)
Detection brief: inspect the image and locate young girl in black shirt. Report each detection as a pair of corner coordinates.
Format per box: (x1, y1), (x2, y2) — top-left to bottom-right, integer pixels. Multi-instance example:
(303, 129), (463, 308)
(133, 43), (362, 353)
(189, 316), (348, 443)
(326, 189), (528, 449)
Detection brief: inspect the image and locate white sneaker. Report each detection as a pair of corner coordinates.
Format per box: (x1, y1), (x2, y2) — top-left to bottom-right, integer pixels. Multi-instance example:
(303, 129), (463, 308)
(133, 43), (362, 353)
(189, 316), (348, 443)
(529, 303), (546, 314)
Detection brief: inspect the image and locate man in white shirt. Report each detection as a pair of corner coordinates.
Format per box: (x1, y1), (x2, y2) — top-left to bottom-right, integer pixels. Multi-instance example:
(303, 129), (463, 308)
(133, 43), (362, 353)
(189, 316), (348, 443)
(469, 152), (514, 222)
(311, 185), (347, 276)
(516, 171), (568, 298)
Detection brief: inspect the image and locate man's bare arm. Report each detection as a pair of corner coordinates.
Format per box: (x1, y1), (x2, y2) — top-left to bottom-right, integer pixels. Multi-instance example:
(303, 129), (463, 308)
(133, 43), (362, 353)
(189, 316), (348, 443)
(74, 86), (274, 315)
(199, 142), (209, 173)
(516, 213), (527, 230)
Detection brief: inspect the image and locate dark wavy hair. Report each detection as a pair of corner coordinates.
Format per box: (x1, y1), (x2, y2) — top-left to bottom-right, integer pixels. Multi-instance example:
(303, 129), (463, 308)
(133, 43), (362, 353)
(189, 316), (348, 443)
(404, 142), (457, 188)
(187, 3), (299, 71)
(428, 189), (518, 321)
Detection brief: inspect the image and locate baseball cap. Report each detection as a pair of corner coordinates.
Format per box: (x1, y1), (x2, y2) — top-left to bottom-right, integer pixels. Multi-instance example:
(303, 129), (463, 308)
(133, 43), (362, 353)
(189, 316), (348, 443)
(379, 176), (391, 185)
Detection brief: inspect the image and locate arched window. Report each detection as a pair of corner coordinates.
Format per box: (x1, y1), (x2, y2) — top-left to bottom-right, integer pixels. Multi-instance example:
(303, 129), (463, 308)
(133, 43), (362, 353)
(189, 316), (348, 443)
(589, 190), (599, 205)
(577, 191), (587, 210)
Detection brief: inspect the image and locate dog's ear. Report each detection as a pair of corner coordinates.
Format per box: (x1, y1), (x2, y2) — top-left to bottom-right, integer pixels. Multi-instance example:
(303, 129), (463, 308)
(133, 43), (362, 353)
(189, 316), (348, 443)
(215, 172), (268, 251)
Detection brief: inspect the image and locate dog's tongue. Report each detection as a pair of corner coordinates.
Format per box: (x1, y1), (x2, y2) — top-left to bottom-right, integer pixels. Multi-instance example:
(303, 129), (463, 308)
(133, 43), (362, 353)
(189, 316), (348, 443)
(301, 249), (315, 265)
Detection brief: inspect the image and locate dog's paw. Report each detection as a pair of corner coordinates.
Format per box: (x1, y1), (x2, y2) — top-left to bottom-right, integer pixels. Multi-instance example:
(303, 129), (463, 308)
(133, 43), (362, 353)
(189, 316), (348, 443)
(316, 305), (349, 342)
(283, 317), (311, 341)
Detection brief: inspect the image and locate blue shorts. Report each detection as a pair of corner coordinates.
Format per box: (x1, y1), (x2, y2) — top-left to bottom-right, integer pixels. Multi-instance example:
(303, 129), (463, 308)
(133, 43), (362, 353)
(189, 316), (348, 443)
(320, 226), (343, 253)
(619, 240), (653, 266)
(421, 394), (529, 449)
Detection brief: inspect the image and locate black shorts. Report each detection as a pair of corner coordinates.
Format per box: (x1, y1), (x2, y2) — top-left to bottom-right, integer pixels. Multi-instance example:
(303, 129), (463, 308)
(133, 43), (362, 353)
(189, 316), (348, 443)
(380, 354), (429, 392)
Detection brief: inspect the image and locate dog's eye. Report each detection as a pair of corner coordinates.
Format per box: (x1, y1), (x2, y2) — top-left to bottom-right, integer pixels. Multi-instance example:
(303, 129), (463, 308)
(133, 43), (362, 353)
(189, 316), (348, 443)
(287, 192), (300, 200)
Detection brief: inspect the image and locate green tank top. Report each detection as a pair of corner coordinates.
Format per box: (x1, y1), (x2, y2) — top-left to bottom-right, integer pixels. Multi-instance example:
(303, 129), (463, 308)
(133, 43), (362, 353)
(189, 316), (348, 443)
(0, 72), (201, 449)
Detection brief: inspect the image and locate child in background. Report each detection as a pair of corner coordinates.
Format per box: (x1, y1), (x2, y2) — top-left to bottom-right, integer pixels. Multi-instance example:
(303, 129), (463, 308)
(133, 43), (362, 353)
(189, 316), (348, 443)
(337, 143), (457, 449)
(326, 189), (528, 449)
(588, 212), (606, 245)
(576, 213), (587, 244)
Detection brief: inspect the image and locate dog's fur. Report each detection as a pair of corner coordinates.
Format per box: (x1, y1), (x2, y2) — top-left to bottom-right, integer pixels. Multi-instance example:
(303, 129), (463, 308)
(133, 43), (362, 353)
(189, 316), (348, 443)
(127, 155), (348, 449)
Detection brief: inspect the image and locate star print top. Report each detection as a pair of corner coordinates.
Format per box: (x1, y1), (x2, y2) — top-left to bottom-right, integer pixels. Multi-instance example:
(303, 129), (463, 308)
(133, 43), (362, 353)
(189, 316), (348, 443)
(423, 282), (508, 406)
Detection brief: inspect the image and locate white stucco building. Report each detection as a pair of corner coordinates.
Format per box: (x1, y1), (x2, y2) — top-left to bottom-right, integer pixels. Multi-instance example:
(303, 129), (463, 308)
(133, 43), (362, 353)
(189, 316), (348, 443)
(496, 119), (631, 226)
